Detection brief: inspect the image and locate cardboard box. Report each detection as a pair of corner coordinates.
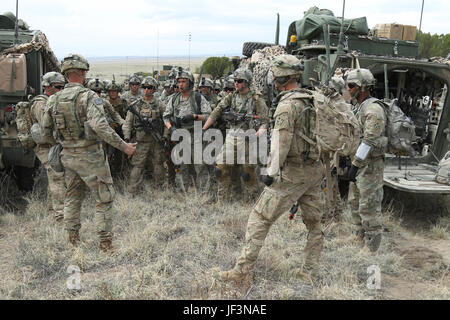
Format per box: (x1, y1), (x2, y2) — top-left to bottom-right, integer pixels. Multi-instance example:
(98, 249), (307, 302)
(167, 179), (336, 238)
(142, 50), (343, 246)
(402, 25), (417, 41)
(376, 23), (403, 40)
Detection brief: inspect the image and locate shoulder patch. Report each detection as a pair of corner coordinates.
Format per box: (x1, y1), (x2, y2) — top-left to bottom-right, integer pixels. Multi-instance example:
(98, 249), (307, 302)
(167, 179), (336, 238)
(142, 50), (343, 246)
(94, 97), (103, 105)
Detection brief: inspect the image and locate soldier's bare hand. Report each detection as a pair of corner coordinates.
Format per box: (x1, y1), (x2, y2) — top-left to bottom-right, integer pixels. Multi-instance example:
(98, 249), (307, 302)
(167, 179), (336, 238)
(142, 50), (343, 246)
(255, 127), (267, 137)
(124, 142), (137, 158)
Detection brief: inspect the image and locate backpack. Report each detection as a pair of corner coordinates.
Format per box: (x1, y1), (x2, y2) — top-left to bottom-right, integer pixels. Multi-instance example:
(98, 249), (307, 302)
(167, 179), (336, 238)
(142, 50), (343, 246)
(436, 151), (450, 185)
(372, 98), (416, 156)
(298, 87), (360, 161)
(15, 101), (36, 149)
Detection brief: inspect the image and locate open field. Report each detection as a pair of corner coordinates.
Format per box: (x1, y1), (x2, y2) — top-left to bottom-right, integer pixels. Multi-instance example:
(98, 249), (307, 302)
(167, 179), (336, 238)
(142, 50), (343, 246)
(87, 56), (207, 83)
(0, 175), (449, 300)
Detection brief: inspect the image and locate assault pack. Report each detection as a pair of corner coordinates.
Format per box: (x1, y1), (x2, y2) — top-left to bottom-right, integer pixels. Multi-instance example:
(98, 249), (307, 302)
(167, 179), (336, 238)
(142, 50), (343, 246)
(15, 100), (36, 149)
(297, 87), (360, 162)
(372, 98), (416, 156)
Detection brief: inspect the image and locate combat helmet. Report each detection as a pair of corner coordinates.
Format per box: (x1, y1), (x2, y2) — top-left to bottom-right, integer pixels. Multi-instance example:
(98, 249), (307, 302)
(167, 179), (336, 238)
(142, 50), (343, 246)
(141, 76), (158, 88)
(87, 78), (104, 92)
(61, 53), (89, 74)
(199, 77), (214, 88)
(346, 68), (376, 88)
(128, 75), (141, 85)
(175, 67), (194, 86)
(271, 54), (304, 78)
(105, 80), (122, 92)
(233, 68), (253, 84)
(329, 76), (346, 93)
(42, 71), (65, 87)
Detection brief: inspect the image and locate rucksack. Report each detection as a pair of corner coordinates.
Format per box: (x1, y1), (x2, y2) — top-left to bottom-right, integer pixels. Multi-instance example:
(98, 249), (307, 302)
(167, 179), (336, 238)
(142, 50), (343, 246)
(436, 151), (450, 185)
(15, 101), (36, 149)
(372, 98), (416, 156)
(298, 87), (361, 161)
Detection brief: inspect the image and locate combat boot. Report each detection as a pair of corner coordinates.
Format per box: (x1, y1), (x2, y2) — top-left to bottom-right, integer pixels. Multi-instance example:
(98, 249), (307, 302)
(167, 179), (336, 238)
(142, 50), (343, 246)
(99, 239), (114, 253)
(364, 230), (382, 252)
(67, 230), (80, 246)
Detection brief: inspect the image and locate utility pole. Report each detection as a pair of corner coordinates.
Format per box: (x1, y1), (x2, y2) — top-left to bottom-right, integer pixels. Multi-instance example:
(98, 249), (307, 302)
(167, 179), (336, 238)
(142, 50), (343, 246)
(188, 32), (191, 71)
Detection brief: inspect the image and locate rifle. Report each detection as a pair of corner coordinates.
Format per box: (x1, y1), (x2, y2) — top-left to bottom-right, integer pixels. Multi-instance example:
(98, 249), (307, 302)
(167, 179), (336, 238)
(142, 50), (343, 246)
(221, 109), (260, 126)
(127, 104), (173, 156)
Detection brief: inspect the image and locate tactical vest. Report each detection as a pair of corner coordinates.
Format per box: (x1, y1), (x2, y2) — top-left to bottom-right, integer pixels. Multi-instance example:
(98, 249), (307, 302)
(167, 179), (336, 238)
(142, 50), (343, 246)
(228, 91), (257, 130)
(51, 87), (91, 142)
(172, 91), (202, 117)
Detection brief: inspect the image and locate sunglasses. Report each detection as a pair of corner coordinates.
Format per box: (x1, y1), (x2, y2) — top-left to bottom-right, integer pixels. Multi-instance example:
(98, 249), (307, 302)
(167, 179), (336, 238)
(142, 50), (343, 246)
(53, 85), (64, 90)
(274, 76), (290, 84)
(142, 86), (154, 90)
(235, 79), (245, 84)
(347, 83), (356, 89)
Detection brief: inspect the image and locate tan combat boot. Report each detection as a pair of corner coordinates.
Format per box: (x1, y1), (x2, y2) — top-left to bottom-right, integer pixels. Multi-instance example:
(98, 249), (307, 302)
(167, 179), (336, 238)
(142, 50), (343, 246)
(67, 230), (80, 246)
(99, 239), (114, 253)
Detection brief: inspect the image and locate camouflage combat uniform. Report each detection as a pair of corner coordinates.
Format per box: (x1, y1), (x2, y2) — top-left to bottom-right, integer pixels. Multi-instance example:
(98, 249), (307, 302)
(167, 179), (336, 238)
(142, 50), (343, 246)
(348, 97), (386, 243)
(42, 82), (128, 246)
(209, 90), (269, 202)
(121, 89), (143, 105)
(30, 94), (65, 222)
(220, 87), (326, 281)
(123, 96), (168, 192)
(163, 91), (212, 192)
(108, 95), (128, 120)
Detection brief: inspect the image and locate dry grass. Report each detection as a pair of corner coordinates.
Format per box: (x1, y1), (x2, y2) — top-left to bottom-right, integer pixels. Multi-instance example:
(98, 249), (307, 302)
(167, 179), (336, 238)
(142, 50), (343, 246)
(0, 179), (449, 300)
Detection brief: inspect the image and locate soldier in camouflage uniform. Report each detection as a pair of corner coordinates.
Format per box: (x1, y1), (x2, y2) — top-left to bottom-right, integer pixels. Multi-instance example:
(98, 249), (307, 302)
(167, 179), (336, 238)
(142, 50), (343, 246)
(217, 55), (325, 283)
(121, 75), (143, 105)
(42, 54), (137, 252)
(163, 68), (212, 193)
(87, 79), (125, 128)
(203, 68), (269, 202)
(106, 80), (128, 120)
(123, 76), (169, 192)
(159, 80), (175, 106)
(29, 72), (66, 222)
(346, 69), (386, 252)
(199, 78), (218, 109)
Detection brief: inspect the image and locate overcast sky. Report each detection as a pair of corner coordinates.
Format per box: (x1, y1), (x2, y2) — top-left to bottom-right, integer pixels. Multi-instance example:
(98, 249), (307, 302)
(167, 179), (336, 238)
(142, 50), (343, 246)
(3, 0), (449, 59)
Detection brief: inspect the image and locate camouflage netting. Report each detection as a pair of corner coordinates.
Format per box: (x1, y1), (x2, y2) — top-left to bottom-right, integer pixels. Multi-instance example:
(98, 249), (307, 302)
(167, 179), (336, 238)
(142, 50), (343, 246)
(430, 56), (450, 66)
(239, 45), (286, 95)
(2, 30), (60, 72)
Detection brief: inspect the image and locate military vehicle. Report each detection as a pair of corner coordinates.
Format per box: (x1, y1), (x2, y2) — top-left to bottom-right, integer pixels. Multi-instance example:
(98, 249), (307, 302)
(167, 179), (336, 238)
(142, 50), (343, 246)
(241, 6), (450, 195)
(0, 12), (60, 190)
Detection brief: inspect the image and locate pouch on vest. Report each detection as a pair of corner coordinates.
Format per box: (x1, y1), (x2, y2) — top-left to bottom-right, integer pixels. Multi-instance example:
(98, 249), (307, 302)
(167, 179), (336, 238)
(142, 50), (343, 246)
(30, 123), (45, 144)
(48, 143), (64, 172)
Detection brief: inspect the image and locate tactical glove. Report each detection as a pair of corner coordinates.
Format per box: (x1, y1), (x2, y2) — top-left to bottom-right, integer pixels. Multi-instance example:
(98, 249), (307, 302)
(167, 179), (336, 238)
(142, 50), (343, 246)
(261, 175), (274, 187)
(348, 165), (359, 182)
(182, 114), (195, 123)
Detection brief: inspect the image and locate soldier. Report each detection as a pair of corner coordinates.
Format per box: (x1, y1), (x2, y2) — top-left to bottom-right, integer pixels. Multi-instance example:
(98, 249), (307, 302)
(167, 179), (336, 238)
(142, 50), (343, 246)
(202, 68), (269, 202)
(41, 53), (137, 252)
(106, 80), (128, 120)
(346, 68), (386, 252)
(29, 71), (66, 222)
(199, 78), (218, 109)
(216, 55), (325, 283)
(87, 79), (125, 128)
(322, 76), (348, 222)
(123, 76), (169, 192)
(159, 80), (175, 106)
(163, 68), (212, 193)
(121, 75), (143, 105)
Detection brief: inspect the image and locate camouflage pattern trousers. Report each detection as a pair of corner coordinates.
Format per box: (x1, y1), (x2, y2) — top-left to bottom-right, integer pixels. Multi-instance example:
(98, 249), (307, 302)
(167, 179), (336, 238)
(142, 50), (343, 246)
(215, 134), (261, 201)
(173, 132), (211, 193)
(35, 145), (65, 221)
(348, 157), (384, 233)
(61, 143), (116, 242)
(128, 137), (167, 193)
(233, 161), (325, 274)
